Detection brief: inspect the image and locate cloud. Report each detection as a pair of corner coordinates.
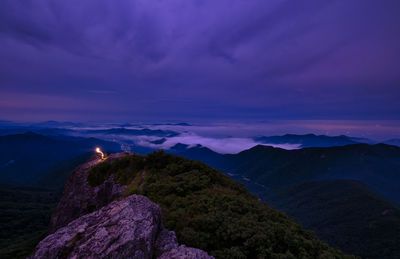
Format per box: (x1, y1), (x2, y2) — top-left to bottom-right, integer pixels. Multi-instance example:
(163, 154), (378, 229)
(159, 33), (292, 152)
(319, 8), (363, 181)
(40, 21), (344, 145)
(88, 90), (118, 95)
(127, 132), (301, 154)
(0, 0), (399, 121)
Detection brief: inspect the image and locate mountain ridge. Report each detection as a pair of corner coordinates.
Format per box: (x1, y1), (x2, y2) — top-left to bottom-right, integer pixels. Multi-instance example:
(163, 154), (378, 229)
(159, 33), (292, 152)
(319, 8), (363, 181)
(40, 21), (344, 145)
(254, 133), (360, 148)
(45, 151), (352, 258)
(0, 132), (122, 185)
(175, 142), (400, 258)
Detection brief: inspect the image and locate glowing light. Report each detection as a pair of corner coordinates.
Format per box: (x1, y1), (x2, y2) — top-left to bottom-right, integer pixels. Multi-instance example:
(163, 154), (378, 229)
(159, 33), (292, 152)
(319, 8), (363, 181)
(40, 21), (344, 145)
(96, 147), (105, 159)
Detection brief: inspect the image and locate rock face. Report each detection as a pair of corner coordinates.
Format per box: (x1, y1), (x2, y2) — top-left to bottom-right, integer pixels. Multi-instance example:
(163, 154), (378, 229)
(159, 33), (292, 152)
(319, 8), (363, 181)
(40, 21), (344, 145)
(31, 195), (213, 259)
(158, 246), (215, 259)
(49, 153), (129, 233)
(42, 154), (213, 258)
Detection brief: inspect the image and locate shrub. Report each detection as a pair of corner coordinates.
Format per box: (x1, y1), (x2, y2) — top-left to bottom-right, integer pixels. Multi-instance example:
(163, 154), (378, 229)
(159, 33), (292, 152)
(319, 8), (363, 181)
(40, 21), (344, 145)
(87, 151), (354, 259)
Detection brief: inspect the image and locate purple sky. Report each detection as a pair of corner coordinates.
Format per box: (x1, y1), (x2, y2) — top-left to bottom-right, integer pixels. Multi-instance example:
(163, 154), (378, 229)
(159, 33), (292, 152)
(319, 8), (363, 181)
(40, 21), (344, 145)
(0, 0), (400, 123)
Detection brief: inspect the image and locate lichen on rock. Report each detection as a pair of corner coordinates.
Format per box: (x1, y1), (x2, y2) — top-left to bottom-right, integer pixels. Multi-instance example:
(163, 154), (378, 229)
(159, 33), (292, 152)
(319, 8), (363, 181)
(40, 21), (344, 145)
(31, 195), (213, 259)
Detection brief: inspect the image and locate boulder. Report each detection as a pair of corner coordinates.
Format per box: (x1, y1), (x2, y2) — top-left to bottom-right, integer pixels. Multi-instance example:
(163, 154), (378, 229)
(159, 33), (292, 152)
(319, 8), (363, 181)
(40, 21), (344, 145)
(31, 195), (213, 259)
(49, 153), (129, 233)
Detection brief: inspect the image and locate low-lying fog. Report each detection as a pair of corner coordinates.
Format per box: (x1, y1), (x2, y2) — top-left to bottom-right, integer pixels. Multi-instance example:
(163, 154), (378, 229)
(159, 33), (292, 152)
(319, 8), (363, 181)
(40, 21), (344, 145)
(3, 120), (400, 154)
(74, 123), (302, 154)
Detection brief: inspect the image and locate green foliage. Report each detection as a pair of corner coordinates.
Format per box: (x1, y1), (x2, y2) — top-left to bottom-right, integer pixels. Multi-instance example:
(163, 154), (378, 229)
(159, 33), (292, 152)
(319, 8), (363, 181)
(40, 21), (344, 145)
(87, 154), (144, 186)
(88, 151), (354, 258)
(269, 180), (400, 259)
(0, 185), (59, 259)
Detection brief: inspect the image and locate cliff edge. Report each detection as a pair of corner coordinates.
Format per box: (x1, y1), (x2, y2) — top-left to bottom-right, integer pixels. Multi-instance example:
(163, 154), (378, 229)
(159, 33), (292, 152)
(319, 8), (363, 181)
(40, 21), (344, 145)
(31, 195), (213, 258)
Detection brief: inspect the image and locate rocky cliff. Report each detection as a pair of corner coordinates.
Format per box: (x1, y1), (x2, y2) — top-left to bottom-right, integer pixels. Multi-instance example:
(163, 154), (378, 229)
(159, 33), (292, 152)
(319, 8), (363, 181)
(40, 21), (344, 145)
(31, 195), (213, 259)
(34, 154), (213, 258)
(49, 153), (129, 233)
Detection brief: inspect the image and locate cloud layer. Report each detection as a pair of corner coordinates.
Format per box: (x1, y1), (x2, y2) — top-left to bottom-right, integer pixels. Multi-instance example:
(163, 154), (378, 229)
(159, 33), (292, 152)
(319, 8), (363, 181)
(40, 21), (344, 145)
(0, 0), (399, 121)
(132, 132), (300, 154)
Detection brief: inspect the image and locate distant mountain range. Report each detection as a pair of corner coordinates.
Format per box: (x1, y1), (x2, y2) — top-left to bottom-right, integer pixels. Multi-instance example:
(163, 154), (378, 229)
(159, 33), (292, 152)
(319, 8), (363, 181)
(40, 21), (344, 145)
(86, 127), (180, 137)
(29, 120), (84, 128)
(151, 122), (192, 126)
(2, 119), (400, 150)
(0, 128), (400, 258)
(0, 132), (122, 185)
(179, 143), (400, 205)
(149, 138), (167, 144)
(176, 143), (400, 258)
(384, 139), (400, 146)
(254, 133), (363, 147)
(0, 127), (73, 137)
(1, 130), (400, 258)
(254, 133), (400, 148)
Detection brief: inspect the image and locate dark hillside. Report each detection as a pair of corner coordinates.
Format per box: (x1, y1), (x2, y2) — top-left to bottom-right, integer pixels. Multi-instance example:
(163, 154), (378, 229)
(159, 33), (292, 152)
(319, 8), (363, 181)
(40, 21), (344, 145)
(176, 143), (400, 258)
(180, 144), (400, 206)
(269, 180), (400, 259)
(230, 144), (400, 205)
(0, 132), (121, 185)
(0, 185), (58, 259)
(87, 151), (353, 259)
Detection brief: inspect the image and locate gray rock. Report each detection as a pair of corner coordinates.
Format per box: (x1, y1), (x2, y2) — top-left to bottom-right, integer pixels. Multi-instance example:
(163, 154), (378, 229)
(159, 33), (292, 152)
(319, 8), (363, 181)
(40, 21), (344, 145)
(158, 246), (214, 259)
(43, 153), (214, 258)
(49, 153), (130, 233)
(31, 195), (213, 259)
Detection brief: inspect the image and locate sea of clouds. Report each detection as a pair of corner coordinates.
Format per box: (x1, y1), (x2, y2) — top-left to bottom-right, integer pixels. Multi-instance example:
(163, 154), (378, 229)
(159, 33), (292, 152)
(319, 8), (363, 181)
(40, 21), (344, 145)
(132, 132), (300, 154)
(79, 123), (301, 154)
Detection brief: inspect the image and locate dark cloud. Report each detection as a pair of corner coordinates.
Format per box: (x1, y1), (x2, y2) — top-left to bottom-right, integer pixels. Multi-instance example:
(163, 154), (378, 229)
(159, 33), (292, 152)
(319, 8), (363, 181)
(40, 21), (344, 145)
(0, 0), (399, 122)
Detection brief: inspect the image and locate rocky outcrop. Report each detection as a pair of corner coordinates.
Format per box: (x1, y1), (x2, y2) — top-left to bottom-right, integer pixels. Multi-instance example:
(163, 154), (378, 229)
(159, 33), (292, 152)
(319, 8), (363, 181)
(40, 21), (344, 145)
(42, 153), (213, 258)
(158, 246), (214, 259)
(31, 195), (213, 259)
(49, 153), (130, 233)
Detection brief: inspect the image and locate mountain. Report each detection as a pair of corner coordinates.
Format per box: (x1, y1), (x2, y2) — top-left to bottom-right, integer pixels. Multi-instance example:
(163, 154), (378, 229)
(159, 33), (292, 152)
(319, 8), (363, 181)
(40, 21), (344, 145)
(29, 120), (84, 128)
(171, 122), (192, 126)
(239, 144), (400, 205)
(87, 127), (179, 137)
(0, 120), (80, 136)
(0, 184), (58, 258)
(0, 127), (73, 137)
(36, 153), (93, 189)
(172, 144), (225, 167)
(254, 134), (360, 147)
(180, 143), (400, 206)
(151, 122), (192, 126)
(150, 138), (167, 144)
(269, 179), (400, 259)
(0, 132), (121, 185)
(168, 143), (191, 153)
(47, 152), (351, 258)
(384, 139), (400, 147)
(0, 120), (15, 126)
(176, 143), (400, 258)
